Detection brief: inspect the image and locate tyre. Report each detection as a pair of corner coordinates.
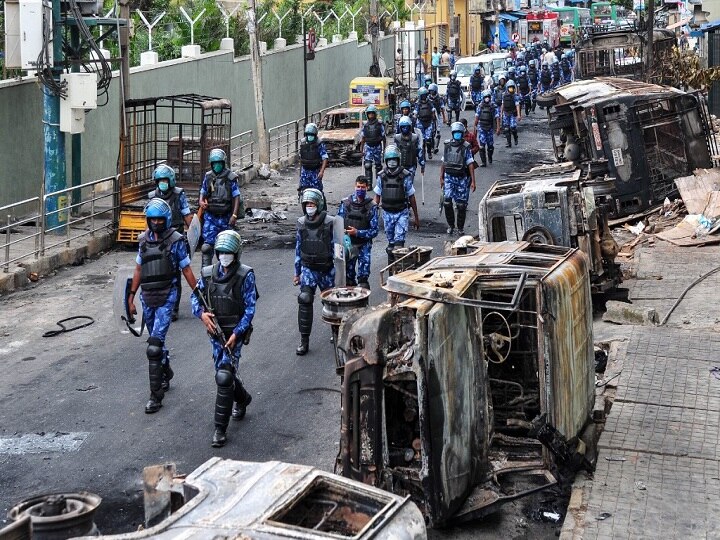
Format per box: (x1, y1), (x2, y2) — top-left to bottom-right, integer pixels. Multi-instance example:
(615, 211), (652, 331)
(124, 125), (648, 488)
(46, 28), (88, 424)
(536, 92), (558, 108)
(523, 227), (554, 245)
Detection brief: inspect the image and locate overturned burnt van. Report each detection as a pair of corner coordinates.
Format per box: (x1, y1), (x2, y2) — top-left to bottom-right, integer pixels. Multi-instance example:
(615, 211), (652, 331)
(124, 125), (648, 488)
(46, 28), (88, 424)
(335, 243), (596, 527)
(476, 163), (621, 293)
(543, 78), (715, 217)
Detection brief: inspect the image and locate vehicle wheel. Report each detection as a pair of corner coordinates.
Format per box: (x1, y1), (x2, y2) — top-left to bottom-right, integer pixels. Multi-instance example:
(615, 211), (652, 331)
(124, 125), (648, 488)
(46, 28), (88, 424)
(549, 115), (575, 130)
(536, 92), (558, 109)
(523, 227), (554, 245)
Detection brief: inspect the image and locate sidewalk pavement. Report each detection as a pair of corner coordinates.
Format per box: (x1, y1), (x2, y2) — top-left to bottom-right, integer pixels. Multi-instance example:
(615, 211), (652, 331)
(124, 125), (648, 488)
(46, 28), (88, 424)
(562, 241), (720, 539)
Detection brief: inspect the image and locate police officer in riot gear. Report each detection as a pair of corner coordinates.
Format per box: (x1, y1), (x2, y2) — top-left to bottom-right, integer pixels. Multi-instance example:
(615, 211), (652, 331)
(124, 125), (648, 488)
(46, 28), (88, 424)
(550, 59), (561, 89)
(441, 123), (476, 235)
(445, 70), (463, 123)
(374, 145), (420, 265)
(473, 89), (497, 167)
(338, 176), (379, 289)
(393, 100), (417, 133)
(516, 66), (533, 117)
(428, 83), (447, 131)
(148, 164), (194, 320)
(191, 230), (256, 447)
(560, 53), (573, 85)
(359, 105), (386, 182)
(501, 79), (522, 148)
(293, 188), (336, 356)
(298, 123), (329, 194)
(414, 88), (439, 159)
(493, 76), (506, 134)
(393, 116), (425, 184)
(539, 62), (553, 95)
(469, 66), (484, 106)
(128, 198), (198, 414)
(199, 148), (242, 268)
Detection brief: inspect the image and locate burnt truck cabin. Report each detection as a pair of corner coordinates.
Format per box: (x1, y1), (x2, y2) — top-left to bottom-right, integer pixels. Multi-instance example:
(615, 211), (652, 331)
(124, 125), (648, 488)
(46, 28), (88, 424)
(335, 243), (596, 527)
(544, 78), (714, 218)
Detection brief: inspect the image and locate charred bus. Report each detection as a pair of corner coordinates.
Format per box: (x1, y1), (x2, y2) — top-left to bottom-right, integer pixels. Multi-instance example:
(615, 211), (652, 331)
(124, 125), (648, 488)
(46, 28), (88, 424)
(335, 243), (597, 526)
(542, 78), (715, 217)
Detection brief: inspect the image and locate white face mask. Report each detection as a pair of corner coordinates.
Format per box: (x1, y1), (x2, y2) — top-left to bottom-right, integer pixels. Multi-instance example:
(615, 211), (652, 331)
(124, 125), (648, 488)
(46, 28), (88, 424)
(306, 206), (317, 217)
(218, 254), (235, 267)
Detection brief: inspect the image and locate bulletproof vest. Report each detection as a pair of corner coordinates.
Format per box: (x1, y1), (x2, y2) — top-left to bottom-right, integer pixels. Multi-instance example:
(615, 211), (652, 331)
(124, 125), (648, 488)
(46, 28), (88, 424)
(299, 212), (334, 270)
(429, 95), (442, 111)
(551, 63), (561, 79)
(206, 170), (236, 216)
(540, 69), (552, 85)
(477, 103), (494, 130)
(561, 59), (571, 74)
(443, 140), (468, 176)
(300, 139), (322, 170)
(149, 187), (185, 230)
(203, 262), (252, 339)
(518, 75), (530, 93)
(529, 69), (539, 85)
(139, 228), (182, 307)
(363, 120), (383, 146)
(417, 99), (434, 122)
(395, 133), (418, 169)
(494, 87), (504, 106)
(447, 80), (462, 99)
(342, 197), (375, 245)
(470, 75), (483, 91)
(380, 170), (409, 213)
(503, 92), (517, 115)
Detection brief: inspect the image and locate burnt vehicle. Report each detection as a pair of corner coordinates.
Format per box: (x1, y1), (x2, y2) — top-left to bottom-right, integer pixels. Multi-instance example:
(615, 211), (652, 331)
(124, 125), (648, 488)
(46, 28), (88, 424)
(318, 107), (365, 166)
(6, 458), (427, 539)
(476, 163), (621, 293)
(573, 27), (675, 83)
(334, 242), (596, 526)
(542, 78), (715, 218)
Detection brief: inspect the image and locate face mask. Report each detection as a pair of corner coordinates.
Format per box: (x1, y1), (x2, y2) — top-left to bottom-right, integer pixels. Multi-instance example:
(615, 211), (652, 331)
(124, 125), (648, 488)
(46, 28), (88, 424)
(218, 253), (235, 267)
(356, 188), (367, 199)
(453, 132), (463, 141)
(307, 135), (316, 143)
(306, 206), (317, 217)
(212, 162), (224, 174)
(401, 126), (410, 134)
(149, 221), (166, 234)
(387, 159), (399, 169)
(158, 181), (169, 192)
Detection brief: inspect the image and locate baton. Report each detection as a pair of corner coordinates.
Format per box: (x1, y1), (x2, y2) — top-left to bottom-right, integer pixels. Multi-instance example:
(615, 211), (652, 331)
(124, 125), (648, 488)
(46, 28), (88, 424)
(421, 171), (425, 205)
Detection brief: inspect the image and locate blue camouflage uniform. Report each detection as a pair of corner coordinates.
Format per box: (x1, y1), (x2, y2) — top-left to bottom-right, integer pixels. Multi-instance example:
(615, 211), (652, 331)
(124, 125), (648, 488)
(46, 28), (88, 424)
(442, 144), (475, 203)
(374, 171), (416, 245)
(299, 141), (329, 192)
(502, 92), (521, 131)
(337, 195), (379, 285)
(393, 132), (425, 183)
(190, 268), (257, 372)
(295, 230), (336, 292)
(360, 120), (386, 173)
(136, 231), (191, 364)
(493, 86), (506, 119)
(200, 172), (241, 246)
(475, 102), (497, 150)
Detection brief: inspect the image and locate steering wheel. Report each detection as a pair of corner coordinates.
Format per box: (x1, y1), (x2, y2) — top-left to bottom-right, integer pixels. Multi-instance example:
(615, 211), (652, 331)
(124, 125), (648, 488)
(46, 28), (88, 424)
(482, 311), (512, 364)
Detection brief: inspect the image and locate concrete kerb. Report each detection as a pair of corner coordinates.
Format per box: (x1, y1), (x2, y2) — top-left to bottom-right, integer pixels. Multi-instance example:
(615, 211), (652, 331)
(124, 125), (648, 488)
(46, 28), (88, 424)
(559, 471), (593, 540)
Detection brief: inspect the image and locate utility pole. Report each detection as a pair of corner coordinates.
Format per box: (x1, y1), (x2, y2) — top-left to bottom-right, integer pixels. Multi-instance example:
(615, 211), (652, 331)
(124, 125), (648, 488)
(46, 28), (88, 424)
(645, 0), (655, 82)
(247, 0), (269, 165)
(117, 0), (130, 225)
(494, 0), (501, 50)
(369, 0), (380, 76)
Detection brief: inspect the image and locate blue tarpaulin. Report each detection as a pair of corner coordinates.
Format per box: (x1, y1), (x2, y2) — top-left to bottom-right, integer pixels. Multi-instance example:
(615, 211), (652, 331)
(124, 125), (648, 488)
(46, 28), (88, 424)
(489, 23), (513, 48)
(499, 13), (519, 22)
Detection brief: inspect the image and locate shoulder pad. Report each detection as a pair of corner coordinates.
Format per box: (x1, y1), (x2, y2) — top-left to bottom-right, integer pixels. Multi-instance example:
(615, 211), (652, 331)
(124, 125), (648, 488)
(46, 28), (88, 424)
(148, 190), (156, 199)
(168, 230), (184, 244)
(226, 171), (238, 181)
(401, 169), (410, 178)
(173, 187), (184, 195)
(238, 263), (253, 279)
(201, 264), (215, 279)
(138, 231), (147, 244)
(323, 214), (335, 225)
(297, 216), (305, 226)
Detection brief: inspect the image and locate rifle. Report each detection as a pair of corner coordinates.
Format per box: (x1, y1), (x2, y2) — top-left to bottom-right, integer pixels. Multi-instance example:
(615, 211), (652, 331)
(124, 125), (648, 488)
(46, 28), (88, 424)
(192, 285), (234, 357)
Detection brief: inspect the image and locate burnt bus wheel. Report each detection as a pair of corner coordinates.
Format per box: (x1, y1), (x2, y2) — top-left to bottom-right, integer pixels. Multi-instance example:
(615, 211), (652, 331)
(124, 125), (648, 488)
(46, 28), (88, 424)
(536, 92), (558, 109)
(523, 227), (554, 245)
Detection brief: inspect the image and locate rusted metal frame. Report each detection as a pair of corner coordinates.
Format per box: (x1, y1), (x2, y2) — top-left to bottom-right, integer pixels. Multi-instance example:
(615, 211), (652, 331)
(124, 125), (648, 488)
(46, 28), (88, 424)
(379, 247), (427, 286)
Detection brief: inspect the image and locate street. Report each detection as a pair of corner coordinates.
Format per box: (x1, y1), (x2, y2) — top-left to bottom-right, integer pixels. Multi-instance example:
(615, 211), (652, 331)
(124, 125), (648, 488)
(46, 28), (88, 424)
(0, 110), (564, 538)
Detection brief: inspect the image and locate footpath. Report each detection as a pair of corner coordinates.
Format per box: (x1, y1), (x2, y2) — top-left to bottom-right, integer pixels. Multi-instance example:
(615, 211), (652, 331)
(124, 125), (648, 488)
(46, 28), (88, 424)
(562, 242), (720, 539)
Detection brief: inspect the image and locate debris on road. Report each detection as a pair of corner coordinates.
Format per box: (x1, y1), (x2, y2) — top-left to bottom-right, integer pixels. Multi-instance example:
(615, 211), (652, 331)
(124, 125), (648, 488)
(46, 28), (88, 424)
(245, 208), (288, 223)
(602, 300), (659, 326)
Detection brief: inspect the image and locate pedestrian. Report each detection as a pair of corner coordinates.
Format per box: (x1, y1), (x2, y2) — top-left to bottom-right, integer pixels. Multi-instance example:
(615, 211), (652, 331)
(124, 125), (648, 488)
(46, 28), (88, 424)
(359, 105), (386, 182)
(338, 176), (379, 289)
(198, 148), (241, 268)
(394, 115), (425, 184)
(445, 70), (463, 123)
(374, 145), (420, 265)
(441, 47), (451, 67)
(293, 188), (336, 356)
(415, 50), (427, 88)
(127, 198), (198, 414)
(395, 47), (403, 77)
(191, 230), (255, 448)
(414, 88), (438, 159)
(148, 164), (193, 321)
(298, 122), (328, 196)
(431, 46), (441, 80)
(500, 79), (521, 148)
(441, 122), (476, 235)
(449, 49), (456, 69)
(460, 118), (480, 161)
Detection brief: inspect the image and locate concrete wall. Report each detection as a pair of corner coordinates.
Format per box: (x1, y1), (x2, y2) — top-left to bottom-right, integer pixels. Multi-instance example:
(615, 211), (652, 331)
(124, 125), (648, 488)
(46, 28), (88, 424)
(0, 35), (395, 208)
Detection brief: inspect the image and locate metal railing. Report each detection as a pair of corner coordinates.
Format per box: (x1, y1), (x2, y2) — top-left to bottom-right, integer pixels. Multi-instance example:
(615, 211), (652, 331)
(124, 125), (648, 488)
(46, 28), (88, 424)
(268, 101), (348, 164)
(230, 129), (255, 171)
(1, 197), (42, 271)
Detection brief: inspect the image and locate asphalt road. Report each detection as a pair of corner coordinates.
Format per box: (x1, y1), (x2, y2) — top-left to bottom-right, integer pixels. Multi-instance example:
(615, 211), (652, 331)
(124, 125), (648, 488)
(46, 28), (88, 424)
(0, 109), (562, 539)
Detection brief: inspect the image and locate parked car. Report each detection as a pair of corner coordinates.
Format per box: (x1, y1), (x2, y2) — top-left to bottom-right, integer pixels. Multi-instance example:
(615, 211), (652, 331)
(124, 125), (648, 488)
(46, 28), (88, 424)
(317, 107), (365, 166)
(437, 53), (510, 108)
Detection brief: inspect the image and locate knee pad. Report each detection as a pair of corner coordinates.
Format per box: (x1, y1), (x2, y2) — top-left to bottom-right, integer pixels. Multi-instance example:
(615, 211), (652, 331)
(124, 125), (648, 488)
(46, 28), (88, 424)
(297, 286), (314, 305)
(457, 202), (468, 212)
(147, 337), (164, 361)
(201, 243), (213, 254)
(443, 198), (454, 209)
(215, 368), (234, 388)
(395, 241), (405, 248)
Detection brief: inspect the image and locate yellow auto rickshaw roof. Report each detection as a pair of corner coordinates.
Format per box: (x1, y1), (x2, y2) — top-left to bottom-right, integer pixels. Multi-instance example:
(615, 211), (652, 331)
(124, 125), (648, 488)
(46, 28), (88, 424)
(350, 77), (394, 86)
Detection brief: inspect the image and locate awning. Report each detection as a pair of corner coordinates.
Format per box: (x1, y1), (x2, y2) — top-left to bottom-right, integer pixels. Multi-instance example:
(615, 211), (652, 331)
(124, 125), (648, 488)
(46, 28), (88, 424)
(508, 11), (527, 18)
(666, 17), (690, 30)
(499, 13), (519, 22)
(701, 20), (720, 32)
(564, 0), (585, 4)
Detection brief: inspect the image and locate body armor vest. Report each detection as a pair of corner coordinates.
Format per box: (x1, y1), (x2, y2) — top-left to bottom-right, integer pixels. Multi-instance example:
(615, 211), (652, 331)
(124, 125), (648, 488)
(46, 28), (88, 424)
(206, 170), (236, 215)
(417, 99), (434, 122)
(494, 87), (504, 106)
(363, 120), (383, 146)
(443, 141), (468, 176)
(149, 187), (185, 230)
(540, 69), (552, 85)
(517, 75), (530, 94)
(299, 213), (334, 270)
(503, 93), (517, 115)
(203, 262), (252, 339)
(561, 59), (571, 75)
(529, 69), (539, 85)
(470, 74), (483, 91)
(300, 139), (322, 170)
(477, 104), (494, 130)
(342, 197), (374, 245)
(447, 80), (462, 99)
(139, 228), (182, 307)
(381, 170), (409, 213)
(395, 133), (419, 169)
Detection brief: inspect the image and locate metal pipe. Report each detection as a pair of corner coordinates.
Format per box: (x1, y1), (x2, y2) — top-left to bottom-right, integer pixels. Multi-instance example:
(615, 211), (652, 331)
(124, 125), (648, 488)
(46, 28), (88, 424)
(4, 214), (10, 272)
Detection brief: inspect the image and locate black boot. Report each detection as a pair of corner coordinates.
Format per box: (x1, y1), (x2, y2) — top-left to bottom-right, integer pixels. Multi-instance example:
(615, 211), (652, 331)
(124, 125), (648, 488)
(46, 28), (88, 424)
(425, 140), (433, 159)
(513, 129), (519, 145)
(296, 289), (313, 355)
(506, 131), (512, 148)
(480, 147), (487, 167)
(457, 203), (467, 234)
(386, 244), (396, 267)
(443, 199), (456, 234)
(212, 369), (235, 447)
(161, 360), (174, 392)
(146, 338), (165, 414)
(232, 377), (252, 420)
(488, 147), (494, 164)
(296, 335), (310, 356)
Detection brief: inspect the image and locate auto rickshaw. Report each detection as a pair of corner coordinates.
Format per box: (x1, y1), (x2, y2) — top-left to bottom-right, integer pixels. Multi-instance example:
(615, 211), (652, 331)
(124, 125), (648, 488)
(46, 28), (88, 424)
(349, 77), (395, 134)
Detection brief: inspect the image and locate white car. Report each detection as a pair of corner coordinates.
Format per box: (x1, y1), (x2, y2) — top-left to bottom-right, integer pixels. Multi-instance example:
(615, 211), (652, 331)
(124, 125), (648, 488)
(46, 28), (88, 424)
(438, 53), (511, 108)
